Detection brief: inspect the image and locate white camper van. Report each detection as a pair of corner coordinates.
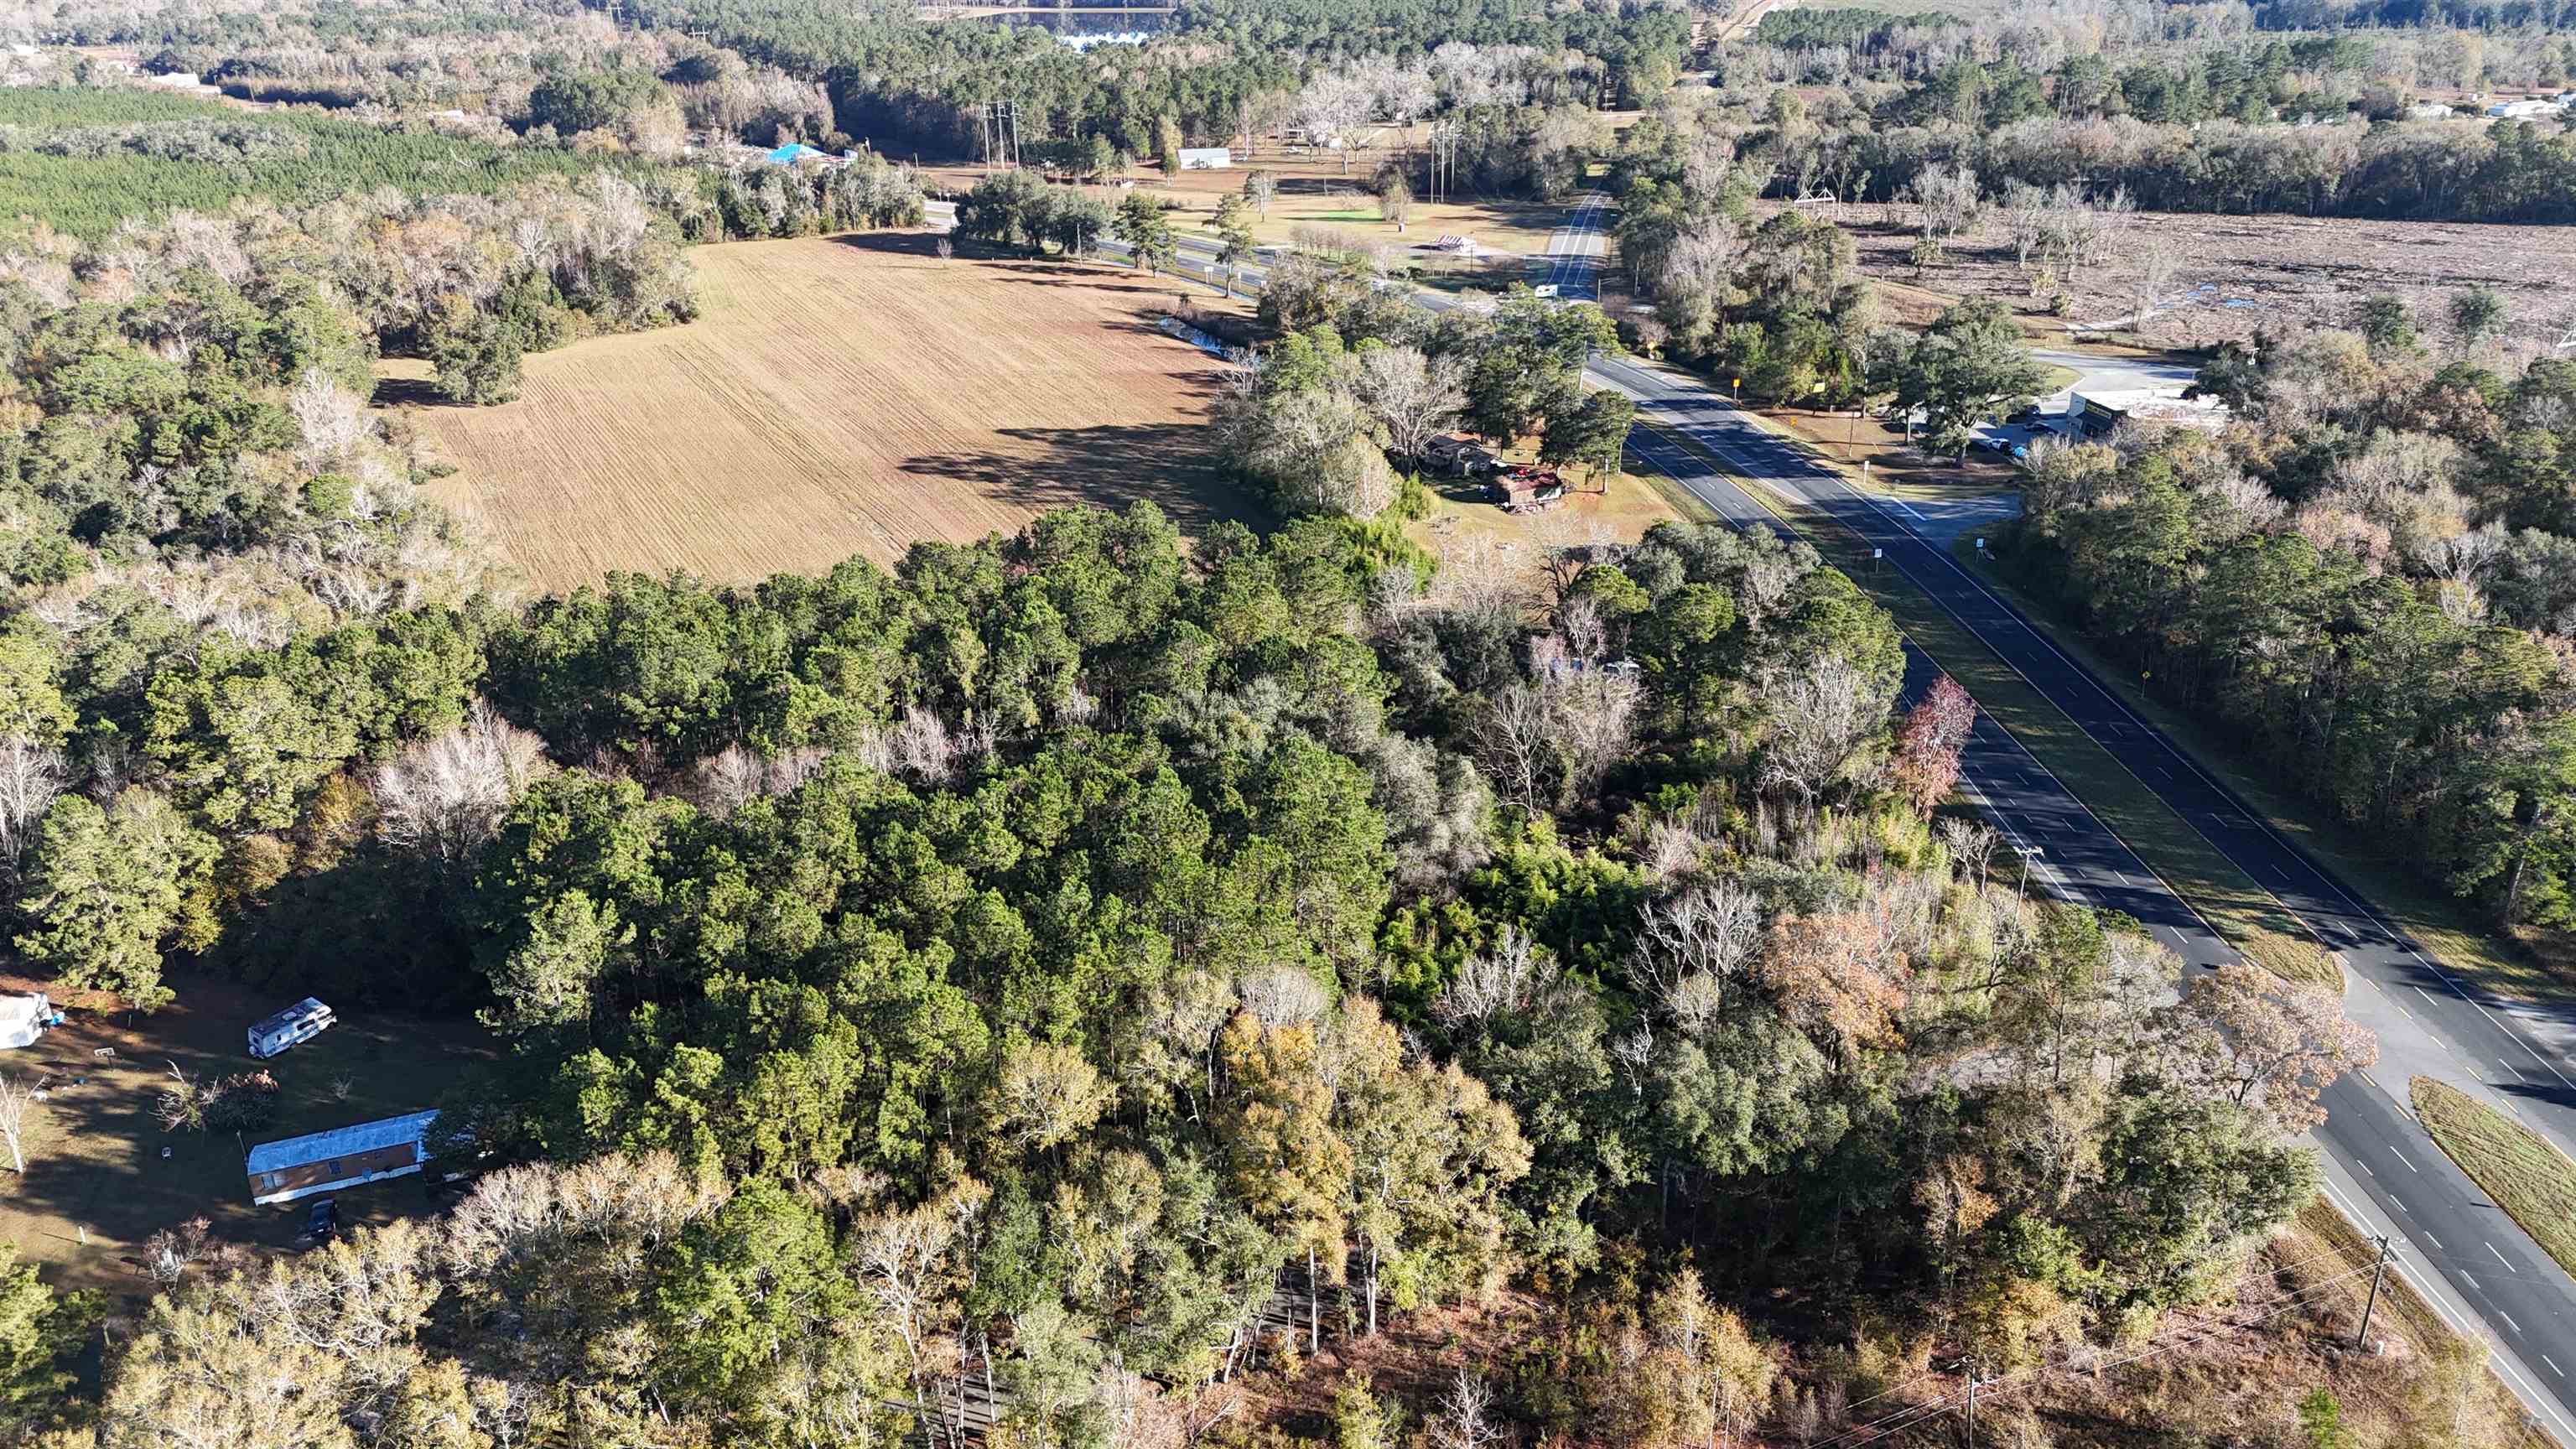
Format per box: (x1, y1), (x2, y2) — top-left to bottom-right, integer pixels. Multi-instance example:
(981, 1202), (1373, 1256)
(247, 998), (335, 1060)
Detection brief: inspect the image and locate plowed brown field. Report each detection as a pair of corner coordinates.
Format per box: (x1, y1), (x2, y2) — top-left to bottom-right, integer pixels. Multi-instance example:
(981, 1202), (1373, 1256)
(387, 232), (1247, 591)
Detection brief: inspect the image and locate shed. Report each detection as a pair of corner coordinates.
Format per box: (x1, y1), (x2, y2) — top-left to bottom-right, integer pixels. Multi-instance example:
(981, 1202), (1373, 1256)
(1491, 465), (1567, 512)
(246, 1110), (439, 1206)
(247, 998), (335, 1059)
(1176, 147), (1232, 170)
(0, 994), (60, 1051)
(1422, 430), (1498, 476)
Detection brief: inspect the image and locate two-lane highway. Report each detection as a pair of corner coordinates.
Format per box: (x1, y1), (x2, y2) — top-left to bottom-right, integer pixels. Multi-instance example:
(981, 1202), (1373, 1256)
(1576, 307), (2576, 1445)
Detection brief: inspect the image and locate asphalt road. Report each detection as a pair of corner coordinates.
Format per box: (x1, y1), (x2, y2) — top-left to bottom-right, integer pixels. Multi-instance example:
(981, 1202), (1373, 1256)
(1116, 190), (2576, 1432)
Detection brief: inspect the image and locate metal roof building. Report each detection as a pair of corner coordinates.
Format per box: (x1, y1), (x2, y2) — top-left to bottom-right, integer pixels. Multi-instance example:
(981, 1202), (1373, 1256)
(245, 1110), (439, 1206)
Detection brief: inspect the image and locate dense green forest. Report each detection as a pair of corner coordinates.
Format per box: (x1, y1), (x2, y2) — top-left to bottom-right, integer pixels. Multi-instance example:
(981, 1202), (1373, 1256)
(0, 70), (2411, 1449)
(0, 0), (2563, 1439)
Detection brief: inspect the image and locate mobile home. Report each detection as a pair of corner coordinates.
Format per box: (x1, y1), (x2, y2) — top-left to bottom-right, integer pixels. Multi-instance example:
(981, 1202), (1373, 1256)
(246, 1110), (439, 1206)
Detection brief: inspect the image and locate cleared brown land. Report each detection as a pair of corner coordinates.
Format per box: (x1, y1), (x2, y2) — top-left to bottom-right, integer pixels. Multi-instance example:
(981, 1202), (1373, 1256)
(389, 232), (1249, 591)
(1819, 199), (2576, 351)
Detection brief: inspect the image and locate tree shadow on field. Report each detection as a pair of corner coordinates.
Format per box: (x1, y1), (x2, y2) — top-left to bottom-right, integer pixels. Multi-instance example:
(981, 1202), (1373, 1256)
(828, 231), (949, 261)
(370, 374), (451, 408)
(901, 421), (1264, 534)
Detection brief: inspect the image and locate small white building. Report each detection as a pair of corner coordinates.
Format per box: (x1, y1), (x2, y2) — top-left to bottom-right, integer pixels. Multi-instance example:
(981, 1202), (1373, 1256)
(1176, 147), (1232, 170)
(0, 994), (60, 1051)
(2485, 99), (2557, 119)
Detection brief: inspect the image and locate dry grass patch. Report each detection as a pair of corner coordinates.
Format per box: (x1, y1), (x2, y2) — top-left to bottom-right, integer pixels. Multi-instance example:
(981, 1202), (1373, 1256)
(388, 231), (1253, 592)
(2413, 1077), (2576, 1282)
(2243, 927), (2347, 993)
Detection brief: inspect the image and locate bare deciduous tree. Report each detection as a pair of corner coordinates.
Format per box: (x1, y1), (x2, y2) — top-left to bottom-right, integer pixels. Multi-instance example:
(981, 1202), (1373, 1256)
(689, 742), (829, 818)
(373, 700), (552, 864)
(1356, 345), (1467, 460)
(1907, 164), (1983, 242)
(1631, 881), (1763, 1035)
(1471, 681), (1558, 819)
(1428, 1368), (1504, 1449)
(0, 735), (65, 873)
(1757, 653), (1893, 808)
(0, 1072), (30, 1172)
(1433, 927), (1552, 1029)
(1239, 964), (1330, 1027)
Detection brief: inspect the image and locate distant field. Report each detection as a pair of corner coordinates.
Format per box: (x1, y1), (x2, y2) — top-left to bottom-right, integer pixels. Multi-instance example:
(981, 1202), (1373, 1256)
(1821, 199), (2576, 351)
(390, 232), (1249, 590)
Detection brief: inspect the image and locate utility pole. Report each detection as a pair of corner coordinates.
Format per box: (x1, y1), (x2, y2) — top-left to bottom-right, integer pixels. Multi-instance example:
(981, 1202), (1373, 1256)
(2357, 1234), (2392, 1349)
(1961, 1359), (1982, 1449)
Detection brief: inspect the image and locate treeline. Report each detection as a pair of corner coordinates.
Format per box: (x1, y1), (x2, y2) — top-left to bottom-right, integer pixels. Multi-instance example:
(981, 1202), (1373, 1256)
(2253, 0), (2576, 29)
(2001, 303), (2576, 931)
(1752, 7), (1961, 51)
(1610, 106), (1878, 405)
(566, 0), (1686, 161)
(1726, 59), (2576, 223)
(0, 86), (621, 241)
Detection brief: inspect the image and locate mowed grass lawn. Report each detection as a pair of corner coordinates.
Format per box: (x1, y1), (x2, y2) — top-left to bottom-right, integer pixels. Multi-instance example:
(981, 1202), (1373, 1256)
(0, 972), (491, 1301)
(2413, 1078), (2576, 1281)
(389, 231), (1253, 592)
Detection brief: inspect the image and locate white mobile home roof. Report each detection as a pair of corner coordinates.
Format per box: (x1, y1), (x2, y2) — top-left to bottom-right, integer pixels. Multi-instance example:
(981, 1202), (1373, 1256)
(245, 1110), (439, 1176)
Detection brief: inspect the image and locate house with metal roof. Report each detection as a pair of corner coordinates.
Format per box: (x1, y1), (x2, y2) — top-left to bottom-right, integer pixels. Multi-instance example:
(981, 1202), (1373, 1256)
(245, 1110), (439, 1206)
(766, 142), (832, 165)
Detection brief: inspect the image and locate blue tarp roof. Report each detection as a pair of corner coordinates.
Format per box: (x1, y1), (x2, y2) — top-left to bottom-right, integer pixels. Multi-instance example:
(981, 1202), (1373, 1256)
(246, 1110), (438, 1175)
(767, 143), (828, 164)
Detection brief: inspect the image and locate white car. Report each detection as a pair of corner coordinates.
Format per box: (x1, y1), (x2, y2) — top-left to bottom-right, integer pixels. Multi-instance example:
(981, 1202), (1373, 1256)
(1531, 283), (1561, 299)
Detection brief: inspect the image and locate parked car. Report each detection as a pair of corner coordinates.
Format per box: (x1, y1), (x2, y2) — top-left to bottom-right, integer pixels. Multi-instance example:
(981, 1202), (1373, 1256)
(305, 1197), (340, 1244)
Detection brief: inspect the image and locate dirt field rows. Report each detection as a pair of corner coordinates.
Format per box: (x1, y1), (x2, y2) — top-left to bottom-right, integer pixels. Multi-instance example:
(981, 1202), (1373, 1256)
(1825, 200), (2576, 351)
(390, 232), (1249, 591)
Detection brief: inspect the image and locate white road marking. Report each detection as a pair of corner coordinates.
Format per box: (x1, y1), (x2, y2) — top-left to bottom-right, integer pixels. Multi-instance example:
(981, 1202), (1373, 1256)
(2392, 1148), (2418, 1172)
(2423, 1228), (2443, 1248)
(2546, 1355), (2564, 1378)
(2500, 1311), (2523, 1335)
(2489, 1241), (2516, 1271)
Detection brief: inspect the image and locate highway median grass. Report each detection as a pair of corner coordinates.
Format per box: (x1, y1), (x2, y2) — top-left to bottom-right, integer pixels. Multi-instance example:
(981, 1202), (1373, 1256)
(2243, 927), (2348, 993)
(1956, 538), (2576, 1009)
(2412, 1077), (2576, 1282)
